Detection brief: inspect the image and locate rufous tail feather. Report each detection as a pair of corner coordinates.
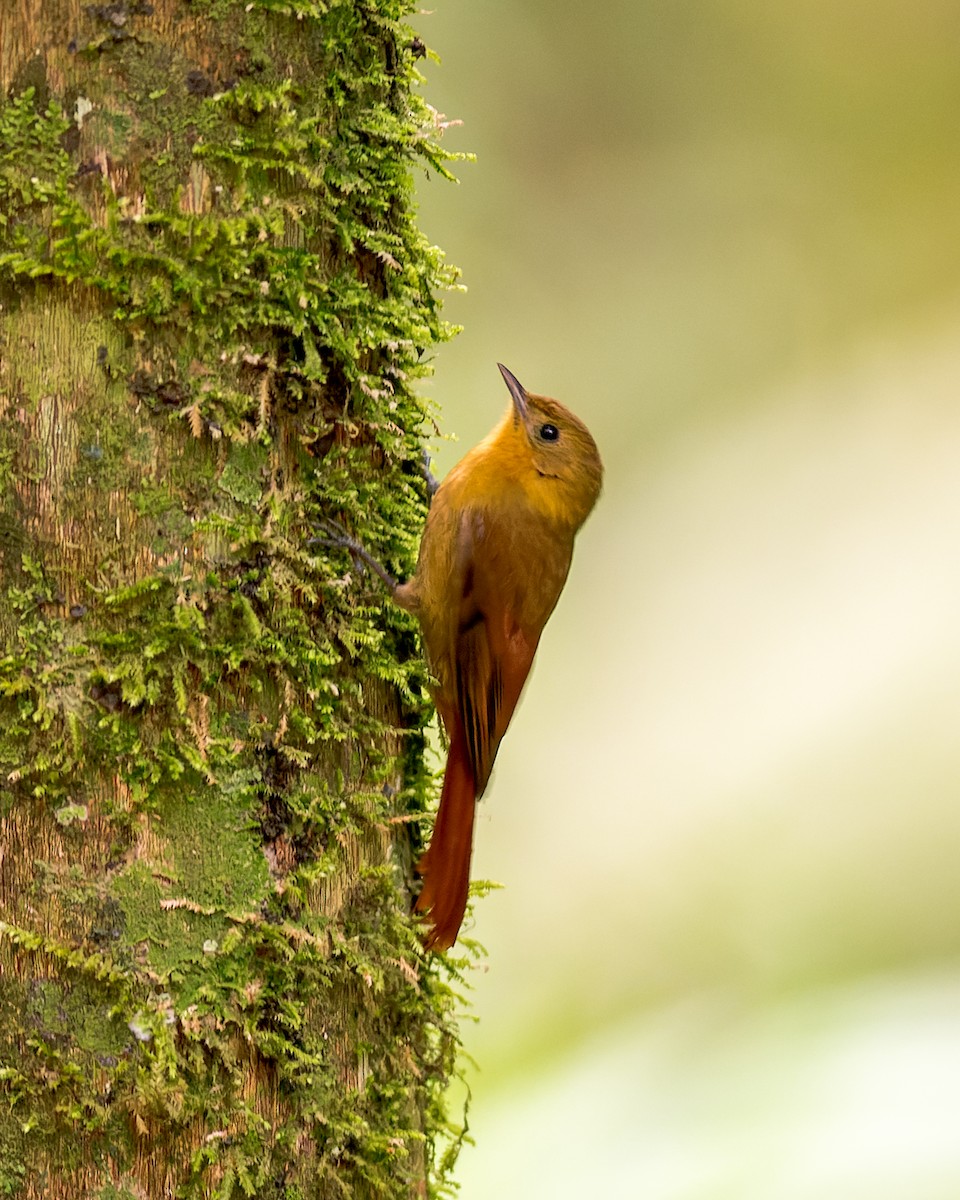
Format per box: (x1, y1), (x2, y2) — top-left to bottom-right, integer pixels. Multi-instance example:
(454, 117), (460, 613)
(414, 725), (476, 951)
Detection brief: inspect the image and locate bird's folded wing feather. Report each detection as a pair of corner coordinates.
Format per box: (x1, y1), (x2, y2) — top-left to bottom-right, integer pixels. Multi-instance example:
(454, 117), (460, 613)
(453, 513), (540, 797)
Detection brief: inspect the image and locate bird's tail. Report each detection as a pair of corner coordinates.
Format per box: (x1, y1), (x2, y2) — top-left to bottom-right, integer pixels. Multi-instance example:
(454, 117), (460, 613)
(414, 725), (476, 951)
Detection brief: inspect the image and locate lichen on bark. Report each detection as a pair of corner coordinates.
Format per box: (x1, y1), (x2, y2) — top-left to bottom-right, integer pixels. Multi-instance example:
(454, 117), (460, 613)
(0, 2), (471, 1196)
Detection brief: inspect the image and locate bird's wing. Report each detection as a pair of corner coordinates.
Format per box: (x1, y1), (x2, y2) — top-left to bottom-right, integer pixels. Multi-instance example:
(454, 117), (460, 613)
(413, 501), (571, 948)
(452, 513), (542, 797)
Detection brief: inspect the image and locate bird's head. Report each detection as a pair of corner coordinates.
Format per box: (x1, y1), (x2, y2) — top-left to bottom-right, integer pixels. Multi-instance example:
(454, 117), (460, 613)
(497, 363), (603, 527)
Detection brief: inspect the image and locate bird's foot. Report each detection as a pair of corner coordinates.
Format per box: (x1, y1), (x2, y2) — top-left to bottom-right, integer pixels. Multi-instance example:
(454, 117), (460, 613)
(421, 449), (440, 503)
(310, 520), (400, 592)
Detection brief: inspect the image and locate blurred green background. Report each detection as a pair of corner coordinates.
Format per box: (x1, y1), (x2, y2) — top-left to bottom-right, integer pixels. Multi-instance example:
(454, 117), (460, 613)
(412, 1), (960, 1195)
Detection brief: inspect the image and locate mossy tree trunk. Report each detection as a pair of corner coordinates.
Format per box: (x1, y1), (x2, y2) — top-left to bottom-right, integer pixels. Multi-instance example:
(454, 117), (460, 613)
(0, 2), (465, 1196)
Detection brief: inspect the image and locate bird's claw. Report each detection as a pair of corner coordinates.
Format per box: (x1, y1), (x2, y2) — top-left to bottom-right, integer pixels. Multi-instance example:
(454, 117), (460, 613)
(310, 520), (399, 592)
(421, 449), (440, 502)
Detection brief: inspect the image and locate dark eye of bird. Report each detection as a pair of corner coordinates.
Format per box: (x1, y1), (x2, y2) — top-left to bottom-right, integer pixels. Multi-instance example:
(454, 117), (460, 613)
(538, 423), (559, 442)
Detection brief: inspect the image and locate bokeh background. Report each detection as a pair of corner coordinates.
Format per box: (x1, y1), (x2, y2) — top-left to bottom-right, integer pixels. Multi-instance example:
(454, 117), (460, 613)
(412, 2), (960, 1195)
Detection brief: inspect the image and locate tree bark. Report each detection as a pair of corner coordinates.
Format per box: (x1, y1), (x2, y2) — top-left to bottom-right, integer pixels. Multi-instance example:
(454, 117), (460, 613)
(0, 2), (463, 1196)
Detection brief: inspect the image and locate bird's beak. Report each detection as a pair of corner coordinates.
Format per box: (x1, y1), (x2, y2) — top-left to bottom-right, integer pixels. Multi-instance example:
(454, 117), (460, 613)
(497, 362), (528, 422)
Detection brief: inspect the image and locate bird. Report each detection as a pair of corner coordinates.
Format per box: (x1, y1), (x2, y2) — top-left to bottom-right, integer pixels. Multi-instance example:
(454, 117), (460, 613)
(393, 363), (603, 950)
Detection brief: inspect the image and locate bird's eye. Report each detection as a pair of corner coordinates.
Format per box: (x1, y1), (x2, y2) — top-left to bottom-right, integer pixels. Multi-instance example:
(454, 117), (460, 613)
(538, 423), (560, 442)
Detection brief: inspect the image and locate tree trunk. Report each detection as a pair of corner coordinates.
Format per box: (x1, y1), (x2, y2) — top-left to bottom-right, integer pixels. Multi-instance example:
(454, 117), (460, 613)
(0, 2), (464, 1196)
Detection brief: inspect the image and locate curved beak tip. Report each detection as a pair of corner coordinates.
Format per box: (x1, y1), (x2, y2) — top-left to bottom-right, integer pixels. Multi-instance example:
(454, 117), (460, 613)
(497, 362), (527, 417)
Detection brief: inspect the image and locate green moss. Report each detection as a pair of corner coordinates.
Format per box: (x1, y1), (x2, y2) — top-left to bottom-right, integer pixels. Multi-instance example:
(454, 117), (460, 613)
(0, 0), (473, 1194)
